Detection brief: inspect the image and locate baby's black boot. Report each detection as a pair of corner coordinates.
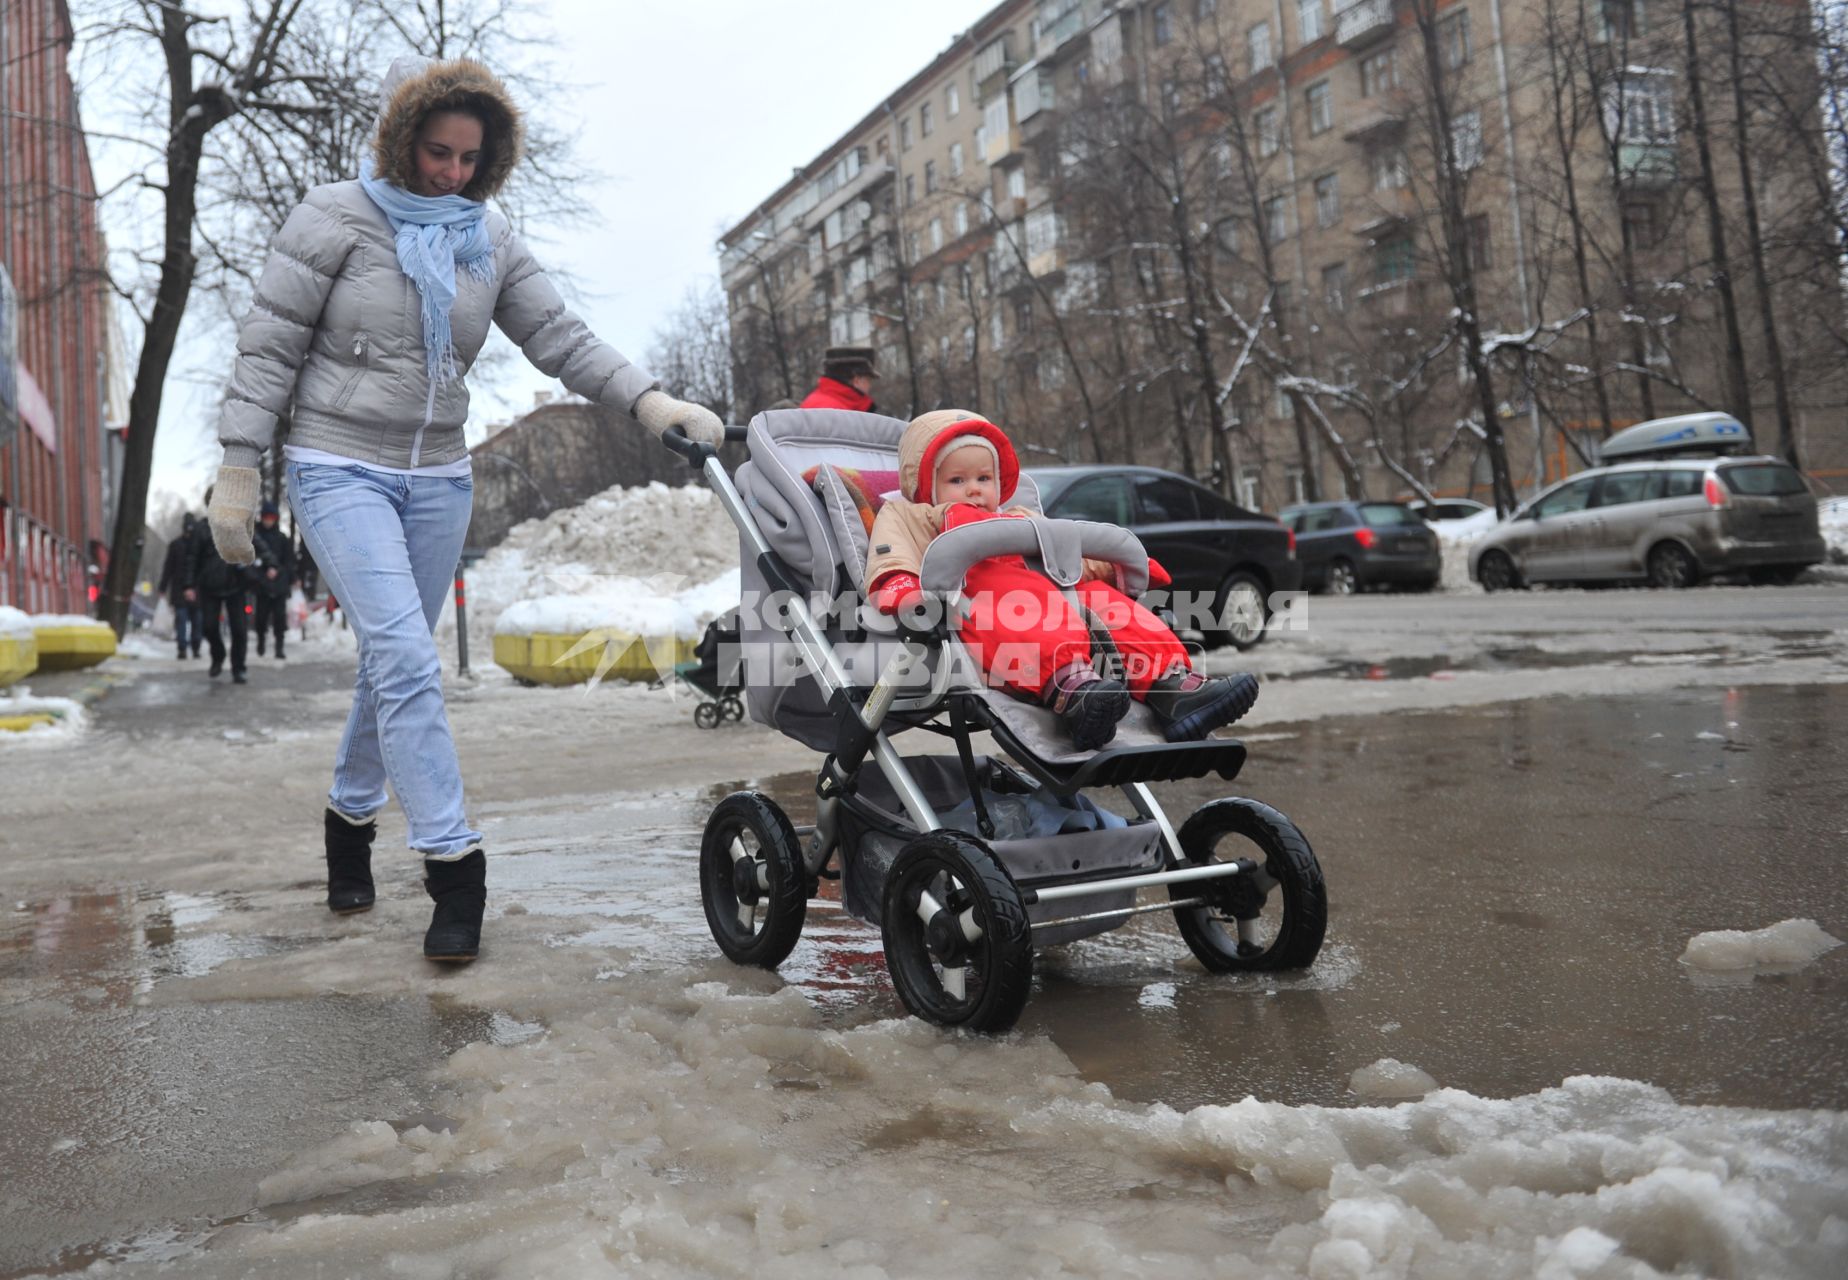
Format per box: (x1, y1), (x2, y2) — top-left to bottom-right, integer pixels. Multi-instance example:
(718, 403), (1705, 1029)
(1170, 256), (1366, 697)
(1144, 668), (1260, 742)
(324, 806), (377, 914)
(1044, 661), (1131, 751)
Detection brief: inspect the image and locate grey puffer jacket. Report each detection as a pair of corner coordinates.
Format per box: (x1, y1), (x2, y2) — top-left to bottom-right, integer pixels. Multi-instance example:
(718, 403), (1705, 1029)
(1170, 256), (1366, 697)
(217, 58), (656, 471)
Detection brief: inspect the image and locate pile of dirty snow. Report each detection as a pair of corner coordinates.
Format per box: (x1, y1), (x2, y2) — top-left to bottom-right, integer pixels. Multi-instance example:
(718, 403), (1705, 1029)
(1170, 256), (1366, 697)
(1437, 523), (1490, 593)
(1681, 918), (1842, 971)
(1821, 496), (1848, 564)
(0, 605), (32, 637)
(22, 612), (108, 630)
(442, 482), (739, 644)
(0, 688), (87, 744)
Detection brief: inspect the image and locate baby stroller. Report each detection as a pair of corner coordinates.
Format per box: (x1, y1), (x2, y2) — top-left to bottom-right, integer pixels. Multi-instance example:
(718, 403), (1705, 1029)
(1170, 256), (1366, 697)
(662, 410), (1325, 1033)
(673, 611), (746, 729)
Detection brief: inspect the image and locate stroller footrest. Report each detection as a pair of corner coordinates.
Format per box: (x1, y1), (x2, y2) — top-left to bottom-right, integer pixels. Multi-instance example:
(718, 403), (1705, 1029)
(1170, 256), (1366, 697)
(1053, 740), (1249, 792)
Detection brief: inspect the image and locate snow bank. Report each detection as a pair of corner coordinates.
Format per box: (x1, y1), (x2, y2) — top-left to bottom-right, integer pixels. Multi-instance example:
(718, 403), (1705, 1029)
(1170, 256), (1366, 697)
(24, 612), (107, 629)
(0, 688), (87, 744)
(243, 977), (1848, 1280)
(0, 605), (32, 637)
(447, 482), (739, 642)
(1680, 919), (1843, 972)
(1821, 497), (1848, 565)
(1438, 523), (1489, 593)
(1348, 1058), (1438, 1100)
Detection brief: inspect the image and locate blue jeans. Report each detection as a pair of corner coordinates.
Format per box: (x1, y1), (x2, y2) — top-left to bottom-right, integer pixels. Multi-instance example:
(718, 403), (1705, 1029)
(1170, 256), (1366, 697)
(287, 461), (480, 859)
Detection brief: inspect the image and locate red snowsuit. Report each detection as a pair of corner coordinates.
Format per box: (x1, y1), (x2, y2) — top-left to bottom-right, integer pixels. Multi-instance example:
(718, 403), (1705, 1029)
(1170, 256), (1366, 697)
(945, 505), (1188, 699)
(799, 377), (875, 412)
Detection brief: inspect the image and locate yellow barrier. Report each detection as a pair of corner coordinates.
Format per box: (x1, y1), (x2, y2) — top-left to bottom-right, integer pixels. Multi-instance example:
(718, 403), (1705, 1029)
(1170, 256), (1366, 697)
(492, 630), (696, 687)
(31, 623), (116, 673)
(0, 633), (36, 687)
(0, 711), (58, 733)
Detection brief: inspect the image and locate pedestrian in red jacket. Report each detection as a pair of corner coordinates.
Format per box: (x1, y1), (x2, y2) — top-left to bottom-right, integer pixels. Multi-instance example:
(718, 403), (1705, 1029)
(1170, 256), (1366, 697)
(799, 346), (879, 412)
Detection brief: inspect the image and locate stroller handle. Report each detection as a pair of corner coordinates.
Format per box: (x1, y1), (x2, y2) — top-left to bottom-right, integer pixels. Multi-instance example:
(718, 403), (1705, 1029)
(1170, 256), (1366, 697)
(919, 515), (1150, 598)
(660, 424), (749, 468)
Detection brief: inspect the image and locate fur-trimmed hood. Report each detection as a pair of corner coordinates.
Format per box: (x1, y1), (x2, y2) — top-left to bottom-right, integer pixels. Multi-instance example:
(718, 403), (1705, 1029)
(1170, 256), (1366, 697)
(372, 55), (523, 202)
(899, 409), (1021, 504)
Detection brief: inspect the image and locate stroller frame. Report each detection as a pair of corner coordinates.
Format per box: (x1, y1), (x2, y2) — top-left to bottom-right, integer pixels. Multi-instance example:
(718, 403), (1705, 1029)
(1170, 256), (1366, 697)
(667, 421), (1325, 1032)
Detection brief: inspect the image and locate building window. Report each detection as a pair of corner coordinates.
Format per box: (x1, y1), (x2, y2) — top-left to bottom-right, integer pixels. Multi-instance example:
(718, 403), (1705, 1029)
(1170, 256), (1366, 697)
(1373, 235), (1415, 283)
(1007, 167), (1026, 201)
(930, 218), (944, 252)
(905, 173), (916, 204)
(954, 203), (969, 237)
(1286, 465), (1307, 504)
(1248, 22), (1273, 74)
(1273, 378), (1293, 418)
(1313, 172), (1340, 227)
(1297, 0), (1324, 43)
(900, 116), (913, 150)
(1255, 106), (1280, 157)
(1196, 0), (1217, 20)
(1360, 46), (1397, 97)
(1371, 147), (1408, 190)
(1306, 81), (1333, 134)
(1214, 216), (1241, 255)
(1467, 214), (1492, 270)
(990, 309), (1006, 351)
(1595, 0), (1647, 42)
(1206, 54), (1228, 98)
(907, 231), (920, 262)
(926, 160), (940, 193)
(1016, 298), (1034, 334)
(1604, 72), (1677, 143)
(1162, 78), (1183, 119)
(1440, 10), (1471, 69)
(1263, 195), (1289, 243)
(1026, 206), (1061, 257)
(949, 142), (964, 178)
(1154, 1), (1173, 44)
(1450, 110), (1483, 170)
(1212, 140), (1235, 178)
(947, 83), (961, 117)
(934, 278), (948, 311)
(1622, 198), (1664, 250)
(1238, 466), (1261, 511)
(1323, 261), (1349, 312)
(921, 102), (934, 137)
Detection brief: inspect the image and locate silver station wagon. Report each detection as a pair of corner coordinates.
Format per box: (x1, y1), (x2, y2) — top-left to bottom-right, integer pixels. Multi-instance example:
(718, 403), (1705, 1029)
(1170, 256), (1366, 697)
(1470, 453), (1824, 590)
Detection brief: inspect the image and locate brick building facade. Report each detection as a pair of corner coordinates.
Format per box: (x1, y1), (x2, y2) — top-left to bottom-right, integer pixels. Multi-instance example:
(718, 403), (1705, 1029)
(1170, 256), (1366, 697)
(0, 0), (120, 613)
(720, 0), (1844, 510)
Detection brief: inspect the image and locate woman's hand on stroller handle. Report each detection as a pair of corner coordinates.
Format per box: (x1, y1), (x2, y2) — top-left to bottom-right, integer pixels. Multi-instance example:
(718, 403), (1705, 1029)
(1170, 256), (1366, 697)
(659, 421), (748, 467)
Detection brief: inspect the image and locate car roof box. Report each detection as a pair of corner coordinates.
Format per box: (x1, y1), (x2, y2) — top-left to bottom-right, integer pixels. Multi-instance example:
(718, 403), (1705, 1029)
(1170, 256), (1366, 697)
(1598, 412), (1753, 463)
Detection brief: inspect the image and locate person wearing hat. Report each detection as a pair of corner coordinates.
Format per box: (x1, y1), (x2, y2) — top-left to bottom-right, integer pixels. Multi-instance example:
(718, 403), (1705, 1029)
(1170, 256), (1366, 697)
(202, 55), (726, 964)
(250, 500), (295, 659)
(799, 346), (879, 412)
(865, 411), (1260, 750)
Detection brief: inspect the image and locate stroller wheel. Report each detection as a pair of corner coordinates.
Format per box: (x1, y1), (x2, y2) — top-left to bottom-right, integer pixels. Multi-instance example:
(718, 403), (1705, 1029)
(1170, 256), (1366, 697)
(700, 792), (808, 968)
(881, 833), (1033, 1033)
(720, 694), (745, 722)
(1169, 799), (1326, 973)
(694, 701), (722, 730)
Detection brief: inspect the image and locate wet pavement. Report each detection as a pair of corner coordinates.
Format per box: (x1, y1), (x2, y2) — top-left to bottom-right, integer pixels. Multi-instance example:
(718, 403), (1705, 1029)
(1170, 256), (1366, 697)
(2, 644), (1845, 1274)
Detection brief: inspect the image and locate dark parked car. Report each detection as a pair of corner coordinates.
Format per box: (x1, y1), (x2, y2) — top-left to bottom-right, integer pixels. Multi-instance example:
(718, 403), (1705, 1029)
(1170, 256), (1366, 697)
(1025, 466), (1300, 649)
(1279, 500), (1441, 594)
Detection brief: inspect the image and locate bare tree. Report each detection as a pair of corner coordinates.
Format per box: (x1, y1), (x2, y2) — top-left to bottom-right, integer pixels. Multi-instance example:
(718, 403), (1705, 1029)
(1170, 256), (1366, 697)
(644, 282), (733, 421)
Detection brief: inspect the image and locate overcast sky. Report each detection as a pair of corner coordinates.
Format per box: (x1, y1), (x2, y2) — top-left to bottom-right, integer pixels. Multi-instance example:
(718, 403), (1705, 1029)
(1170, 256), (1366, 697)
(110, 0), (999, 503)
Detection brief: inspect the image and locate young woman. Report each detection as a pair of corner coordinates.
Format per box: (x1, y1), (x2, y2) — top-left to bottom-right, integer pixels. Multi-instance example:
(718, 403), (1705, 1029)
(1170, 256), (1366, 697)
(205, 56), (722, 963)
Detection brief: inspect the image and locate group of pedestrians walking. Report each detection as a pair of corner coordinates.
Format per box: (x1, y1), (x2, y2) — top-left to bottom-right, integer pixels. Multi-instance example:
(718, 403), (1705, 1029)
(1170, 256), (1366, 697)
(157, 498), (305, 681)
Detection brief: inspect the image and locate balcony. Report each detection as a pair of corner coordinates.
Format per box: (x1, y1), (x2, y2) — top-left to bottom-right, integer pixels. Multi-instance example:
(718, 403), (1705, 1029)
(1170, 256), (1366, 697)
(1617, 142), (1678, 188)
(1336, 0), (1397, 49)
(805, 157), (894, 236)
(1343, 104), (1405, 143)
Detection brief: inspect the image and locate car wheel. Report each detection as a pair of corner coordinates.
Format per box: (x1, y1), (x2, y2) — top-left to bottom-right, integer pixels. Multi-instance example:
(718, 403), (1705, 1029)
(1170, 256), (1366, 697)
(1208, 570), (1269, 650)
(1324, 558), (1358, 596)
(1478, 550), (1522, 593)
(1646, 542), (1700, 590)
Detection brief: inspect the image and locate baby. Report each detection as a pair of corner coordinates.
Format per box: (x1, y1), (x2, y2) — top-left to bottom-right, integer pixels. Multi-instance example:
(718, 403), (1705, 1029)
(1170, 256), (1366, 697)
(866, 410), (1258, 749)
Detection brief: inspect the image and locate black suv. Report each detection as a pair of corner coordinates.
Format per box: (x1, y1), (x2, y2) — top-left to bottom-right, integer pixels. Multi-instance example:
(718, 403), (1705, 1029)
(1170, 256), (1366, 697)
(1025, 466), (1301, 649)
(1279, 500), (1441, 594)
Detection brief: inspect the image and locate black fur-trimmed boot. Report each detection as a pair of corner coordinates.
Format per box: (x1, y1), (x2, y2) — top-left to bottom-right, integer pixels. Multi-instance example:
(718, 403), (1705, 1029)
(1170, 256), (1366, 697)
(423, 849), (486, 963)
(1044, 661), (1131, 751)
(1143, 667), (1260, 742)
(324, 807), (377, 914)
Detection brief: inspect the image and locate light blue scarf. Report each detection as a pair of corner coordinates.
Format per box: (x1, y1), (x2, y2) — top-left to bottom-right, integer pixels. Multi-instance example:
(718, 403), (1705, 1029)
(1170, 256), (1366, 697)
(358, 155), (497, 413)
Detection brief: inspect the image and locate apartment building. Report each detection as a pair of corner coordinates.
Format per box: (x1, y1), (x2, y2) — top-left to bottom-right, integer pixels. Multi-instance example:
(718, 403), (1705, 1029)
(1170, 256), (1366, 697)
(0, 0), (121, 612)
(719, 1), (1843, 508)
